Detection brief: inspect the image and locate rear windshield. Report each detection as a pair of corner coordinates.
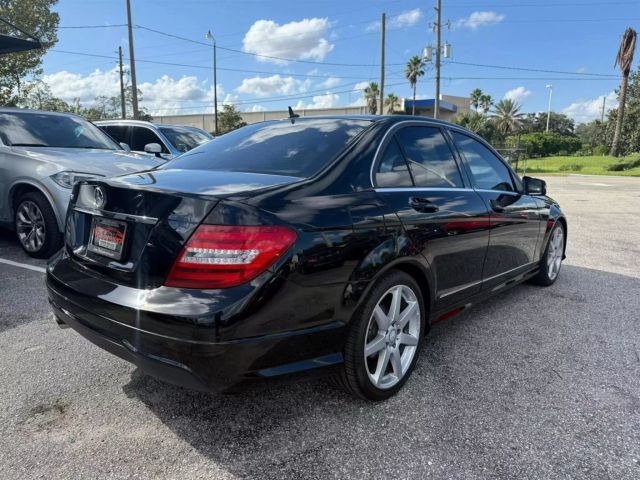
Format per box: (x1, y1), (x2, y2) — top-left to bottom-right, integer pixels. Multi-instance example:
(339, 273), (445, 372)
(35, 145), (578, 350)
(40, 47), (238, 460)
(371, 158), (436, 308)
(0, 112), (120, 149)
(166, 119), (370, 177)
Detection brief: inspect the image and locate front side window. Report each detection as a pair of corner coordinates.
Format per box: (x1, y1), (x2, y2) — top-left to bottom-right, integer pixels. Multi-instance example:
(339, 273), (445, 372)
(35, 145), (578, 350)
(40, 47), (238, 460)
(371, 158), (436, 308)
(167, 119), (370, 178)
(451, 131), (515, 192)
(0, 112), (120, 150)
(375, 137), (413, 187)
(130, 127), (168, 153)
(395, 126), (463, 188)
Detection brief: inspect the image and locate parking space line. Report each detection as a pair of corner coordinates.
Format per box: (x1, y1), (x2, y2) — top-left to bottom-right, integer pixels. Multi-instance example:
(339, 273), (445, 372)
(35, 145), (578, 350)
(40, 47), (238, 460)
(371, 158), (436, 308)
(0, 258), (46, 273)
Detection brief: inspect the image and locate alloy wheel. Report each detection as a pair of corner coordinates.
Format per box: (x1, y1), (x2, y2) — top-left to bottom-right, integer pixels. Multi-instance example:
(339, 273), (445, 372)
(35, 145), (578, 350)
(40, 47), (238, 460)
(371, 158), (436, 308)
(547, 226), (564, 281)
(364, 284), (421, 390)
(16, 200), (46, 253)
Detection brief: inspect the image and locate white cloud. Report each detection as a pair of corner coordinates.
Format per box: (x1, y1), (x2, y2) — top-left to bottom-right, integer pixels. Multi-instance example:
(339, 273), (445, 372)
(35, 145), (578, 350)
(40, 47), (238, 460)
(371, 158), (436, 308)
(248, 104), (267, 112)
(42, 68), (228, 116)
(243, 18), (334, 64)
(320, 76), (341, 88)
(454, 11), (505, 30)
(295, 92), (340, 110)
(504, 86), (532, 103)
(366, 8), (423, 32)
(562, 91), (617, 123)
(349, 81), (370, 106)
(236, 75), (311, 97)
(43, 68), (121, 102)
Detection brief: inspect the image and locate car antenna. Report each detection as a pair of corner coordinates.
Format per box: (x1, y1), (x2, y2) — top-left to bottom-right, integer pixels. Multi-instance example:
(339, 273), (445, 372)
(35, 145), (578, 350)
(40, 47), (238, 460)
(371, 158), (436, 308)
(287, 106), (300, 124)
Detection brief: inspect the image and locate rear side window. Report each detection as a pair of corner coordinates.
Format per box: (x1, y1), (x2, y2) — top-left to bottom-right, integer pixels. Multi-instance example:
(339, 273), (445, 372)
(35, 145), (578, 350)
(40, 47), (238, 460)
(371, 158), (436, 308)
(101, 125), (129, 145)
(167, 119), (369, 178)
(451, 131), (515, 192)
(375, 138), (413, 188)
(395, 127), (463, 188)
(130, 127), (168, 153)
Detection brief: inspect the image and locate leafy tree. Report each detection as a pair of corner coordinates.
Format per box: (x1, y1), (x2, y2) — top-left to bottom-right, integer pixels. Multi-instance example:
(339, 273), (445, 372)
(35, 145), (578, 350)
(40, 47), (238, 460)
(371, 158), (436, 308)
(384, 92), (400, 114)
(405, 55), (425, 116)
(611, 27), (637, 156)
(470, 88), (483, 111)
(17, 80), (72, 112)
(453, 110), (499, 143)
(576, 120), (607, 152)
(520, 111), (575, 136)
(363, 81), (379, 115)
(479, 94), (493, 114)
(491, 98), (524, 135)
(218, 104), (247, 134)
(0, 0), (59, 106)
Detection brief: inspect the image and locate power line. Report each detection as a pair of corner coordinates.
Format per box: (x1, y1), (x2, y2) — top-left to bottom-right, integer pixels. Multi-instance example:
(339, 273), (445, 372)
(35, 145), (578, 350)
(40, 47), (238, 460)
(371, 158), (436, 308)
(444, 61), (618, 78)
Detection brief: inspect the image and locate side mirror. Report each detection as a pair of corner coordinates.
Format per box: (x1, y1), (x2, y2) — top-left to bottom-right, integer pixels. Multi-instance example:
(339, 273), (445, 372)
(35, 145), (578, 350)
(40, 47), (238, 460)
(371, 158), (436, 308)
(144, 142), (162, 157)
(119, 142), (131, 151)
(523, 176), (546, 196)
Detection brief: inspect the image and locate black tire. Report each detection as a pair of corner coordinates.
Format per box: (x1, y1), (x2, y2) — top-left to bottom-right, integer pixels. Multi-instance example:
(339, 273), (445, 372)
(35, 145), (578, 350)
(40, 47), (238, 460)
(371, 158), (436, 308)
(531, 221), (565, 287)
(14, 191), (62, 259)
(333, 270), (426, 400)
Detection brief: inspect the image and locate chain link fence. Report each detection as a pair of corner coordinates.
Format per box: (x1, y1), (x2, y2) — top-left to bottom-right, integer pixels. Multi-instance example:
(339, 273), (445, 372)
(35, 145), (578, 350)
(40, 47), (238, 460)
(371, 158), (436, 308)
(495, 147), (528, 176)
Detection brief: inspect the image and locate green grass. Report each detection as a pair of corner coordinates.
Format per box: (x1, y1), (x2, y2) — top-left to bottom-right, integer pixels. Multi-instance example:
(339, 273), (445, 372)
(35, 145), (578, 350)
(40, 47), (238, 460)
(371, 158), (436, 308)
(521, 155), (640, 176)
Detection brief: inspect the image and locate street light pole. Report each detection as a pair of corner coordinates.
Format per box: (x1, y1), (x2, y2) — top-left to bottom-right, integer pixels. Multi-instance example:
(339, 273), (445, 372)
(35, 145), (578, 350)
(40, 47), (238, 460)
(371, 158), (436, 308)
(206, 30), (218, 136)
(545, 84), (553, 133)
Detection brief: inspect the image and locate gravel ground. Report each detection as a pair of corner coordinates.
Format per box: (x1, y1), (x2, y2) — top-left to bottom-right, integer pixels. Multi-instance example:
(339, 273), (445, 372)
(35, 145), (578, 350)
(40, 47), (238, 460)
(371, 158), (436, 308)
(0, 174), (639, 479)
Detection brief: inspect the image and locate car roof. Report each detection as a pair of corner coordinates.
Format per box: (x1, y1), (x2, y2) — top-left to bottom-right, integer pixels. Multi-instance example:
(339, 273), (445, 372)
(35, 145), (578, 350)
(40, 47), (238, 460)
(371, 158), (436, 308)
(0, 107), (87, 120)
(254, 114), (459, 128)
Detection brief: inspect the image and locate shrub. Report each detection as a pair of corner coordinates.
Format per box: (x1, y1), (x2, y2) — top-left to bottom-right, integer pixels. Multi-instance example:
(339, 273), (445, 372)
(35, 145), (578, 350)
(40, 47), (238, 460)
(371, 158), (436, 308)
(558, 163), (584, 172)
(505, 132), (582, 157)
(607, 157), (640, 171)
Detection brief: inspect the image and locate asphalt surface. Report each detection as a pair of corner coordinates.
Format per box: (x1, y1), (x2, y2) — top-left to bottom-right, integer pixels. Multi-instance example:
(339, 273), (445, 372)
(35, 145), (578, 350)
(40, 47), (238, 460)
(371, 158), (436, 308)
(1, 175), (639, 479)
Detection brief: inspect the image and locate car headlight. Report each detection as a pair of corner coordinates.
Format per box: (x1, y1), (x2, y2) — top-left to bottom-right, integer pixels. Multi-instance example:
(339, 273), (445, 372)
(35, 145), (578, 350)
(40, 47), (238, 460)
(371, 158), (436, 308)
(50, 171), (104, 189)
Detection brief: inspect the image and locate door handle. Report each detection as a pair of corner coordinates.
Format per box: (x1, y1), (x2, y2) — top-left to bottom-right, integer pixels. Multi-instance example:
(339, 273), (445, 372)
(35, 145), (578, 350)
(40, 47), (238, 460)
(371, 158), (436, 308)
(410, 197), (439, 213)
(490, 199), (505, 213)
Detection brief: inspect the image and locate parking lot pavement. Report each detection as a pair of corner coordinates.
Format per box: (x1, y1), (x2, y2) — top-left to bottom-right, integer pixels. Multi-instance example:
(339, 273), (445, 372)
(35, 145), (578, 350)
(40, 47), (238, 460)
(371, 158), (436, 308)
(1, 175), (639, 479)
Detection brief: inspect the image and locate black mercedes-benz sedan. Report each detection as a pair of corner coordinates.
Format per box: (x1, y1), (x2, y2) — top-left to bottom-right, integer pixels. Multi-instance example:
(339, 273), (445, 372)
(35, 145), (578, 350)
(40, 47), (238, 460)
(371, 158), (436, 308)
(46, 115), (567, 400)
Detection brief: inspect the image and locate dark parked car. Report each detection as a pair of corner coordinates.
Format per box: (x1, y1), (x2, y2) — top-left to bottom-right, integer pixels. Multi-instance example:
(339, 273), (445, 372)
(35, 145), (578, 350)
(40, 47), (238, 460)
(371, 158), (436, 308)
(46, 116), (566, 400)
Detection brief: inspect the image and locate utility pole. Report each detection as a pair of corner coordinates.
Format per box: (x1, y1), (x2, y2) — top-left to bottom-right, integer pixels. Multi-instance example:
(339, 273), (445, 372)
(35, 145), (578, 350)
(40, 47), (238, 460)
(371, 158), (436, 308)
(118, 46), (126, 119)
(379, 13), (385, 115)
(434, 0), (442, 119)
(600, 96), (606, 122)
(545, 84), (553, 133)
(125, 0), (139, 119)
(206, 30), (218, 135)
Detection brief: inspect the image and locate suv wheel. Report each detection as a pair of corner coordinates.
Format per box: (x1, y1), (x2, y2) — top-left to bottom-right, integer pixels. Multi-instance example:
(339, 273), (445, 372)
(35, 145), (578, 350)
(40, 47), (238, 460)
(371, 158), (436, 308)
(14, 191), (61, 258)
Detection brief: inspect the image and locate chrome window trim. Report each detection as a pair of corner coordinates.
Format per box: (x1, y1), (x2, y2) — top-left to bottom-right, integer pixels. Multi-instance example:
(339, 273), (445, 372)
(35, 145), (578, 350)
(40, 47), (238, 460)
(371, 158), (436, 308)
(374, 187), (474, 193)
(474, 188), (520, 195)
(74, 206), (158, 225)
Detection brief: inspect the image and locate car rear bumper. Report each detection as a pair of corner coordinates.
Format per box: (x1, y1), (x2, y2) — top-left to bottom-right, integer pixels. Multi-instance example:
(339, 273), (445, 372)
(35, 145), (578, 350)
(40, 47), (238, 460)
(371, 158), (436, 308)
(46, 252), (348, 392)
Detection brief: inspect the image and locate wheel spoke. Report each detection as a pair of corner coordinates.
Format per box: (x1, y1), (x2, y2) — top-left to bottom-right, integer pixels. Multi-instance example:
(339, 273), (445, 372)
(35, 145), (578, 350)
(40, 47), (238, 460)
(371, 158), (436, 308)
(373, 305), (389, 331)
(373, 348), (391, 385)
(390, 349), (403, 378)
(365, 334), (386, 358)
(398, 301), (417, 329)
(398, 333), (418, 346)
(388, 287), (402, 323)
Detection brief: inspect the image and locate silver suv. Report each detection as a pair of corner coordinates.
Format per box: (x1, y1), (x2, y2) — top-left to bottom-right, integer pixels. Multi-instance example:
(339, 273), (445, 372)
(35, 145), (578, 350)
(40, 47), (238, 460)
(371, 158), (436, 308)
(0, 109), (164, 258)
(95, 120), (213, 160)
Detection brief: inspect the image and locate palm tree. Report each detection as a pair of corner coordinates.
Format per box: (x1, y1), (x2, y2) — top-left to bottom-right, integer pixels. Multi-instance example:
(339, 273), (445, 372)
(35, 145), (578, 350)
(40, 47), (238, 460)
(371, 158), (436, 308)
(470, 88), (483, 111)
(405, 55), (425, 115)
(610, 27), (637, 157)
(479, 94), (493, 115)
(384, 93), (400, 114)
(363, 81), (380, 115)
(491, 98), (524, 135)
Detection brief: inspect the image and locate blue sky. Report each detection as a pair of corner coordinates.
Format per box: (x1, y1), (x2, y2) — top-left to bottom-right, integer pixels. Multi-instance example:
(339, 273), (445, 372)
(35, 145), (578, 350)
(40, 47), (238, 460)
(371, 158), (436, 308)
(41, 0), (639, 122)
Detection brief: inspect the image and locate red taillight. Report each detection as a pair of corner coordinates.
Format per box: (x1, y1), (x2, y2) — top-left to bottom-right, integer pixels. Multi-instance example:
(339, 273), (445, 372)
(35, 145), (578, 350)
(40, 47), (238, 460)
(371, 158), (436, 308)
(164, 225), (297, 289)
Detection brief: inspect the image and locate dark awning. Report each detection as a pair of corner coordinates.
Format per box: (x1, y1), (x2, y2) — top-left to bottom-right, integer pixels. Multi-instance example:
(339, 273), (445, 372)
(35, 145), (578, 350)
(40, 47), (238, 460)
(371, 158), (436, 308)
(0, 33), (41, 54)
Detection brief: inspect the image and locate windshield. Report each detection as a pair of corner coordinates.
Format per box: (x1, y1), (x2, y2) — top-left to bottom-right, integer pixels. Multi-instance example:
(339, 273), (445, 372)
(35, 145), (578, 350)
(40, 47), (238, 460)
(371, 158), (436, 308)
(166, 118), (370, 177)
(159, 126), (211, 153)
(0, 112), (120, 150)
